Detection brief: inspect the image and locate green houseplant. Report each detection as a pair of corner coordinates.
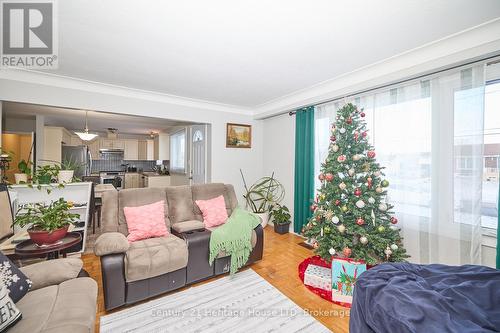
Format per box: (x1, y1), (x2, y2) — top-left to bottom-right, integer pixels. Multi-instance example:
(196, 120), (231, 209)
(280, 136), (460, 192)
(34, 164), (60, 184)
(270, 204), (291, 234)
(57, 158), (84, 183)
(240, 169), (285, 228)
(14, 159), (31, 184)
(14, 198), (79, 245)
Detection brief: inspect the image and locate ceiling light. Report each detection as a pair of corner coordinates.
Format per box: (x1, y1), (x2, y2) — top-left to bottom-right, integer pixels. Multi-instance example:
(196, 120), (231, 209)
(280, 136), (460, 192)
(75, 111), (98, 141)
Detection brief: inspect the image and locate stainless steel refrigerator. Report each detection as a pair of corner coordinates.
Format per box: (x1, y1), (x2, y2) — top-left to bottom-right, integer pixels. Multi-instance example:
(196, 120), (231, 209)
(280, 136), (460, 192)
(61, 145), (92, 179)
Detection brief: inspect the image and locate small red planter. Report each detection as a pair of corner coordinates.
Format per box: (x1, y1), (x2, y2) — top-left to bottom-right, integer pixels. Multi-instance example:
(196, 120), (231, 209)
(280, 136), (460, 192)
(28, 225), (69, 246)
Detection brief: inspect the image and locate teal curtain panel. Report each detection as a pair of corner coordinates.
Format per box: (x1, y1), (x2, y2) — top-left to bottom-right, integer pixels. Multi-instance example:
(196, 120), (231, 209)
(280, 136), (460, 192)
(294, 106), (315, 234)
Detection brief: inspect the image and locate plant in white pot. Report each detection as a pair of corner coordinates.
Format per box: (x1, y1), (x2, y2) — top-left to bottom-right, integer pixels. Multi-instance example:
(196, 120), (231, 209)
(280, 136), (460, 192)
(57, 158), (83, 183)
(240, 170), (284, 228)
(14, 159), (31, 184)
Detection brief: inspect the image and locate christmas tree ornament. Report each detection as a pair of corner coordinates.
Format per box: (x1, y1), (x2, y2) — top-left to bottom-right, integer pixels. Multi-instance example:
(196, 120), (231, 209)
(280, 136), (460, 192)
(389, 225), (399, 231)
(371, 209), (376, 225)
(374, 170), (381, 177)
(377, 225), (385, 233)
(329, 248), (336, 256)
(360, 236), (368, 244)
(355, 200), (365, 209)
(360, 112), (366, 118)
(341, 205), (348, 213)
(356, 217), (365, 226)
(332, 144), (339, 152)
(381, 179), (390, 187)
(346, 117), (353, 124)
(367, 177), (373, 188)
(354, 131), (359, 142)
(363, 163), (370, 172)
(368, 197), (376, 204)
(354, 188), (362, 196)
(324, 210), (333, 220)
(390, 244), (398, 251)
(384, 246), (392, 259)
(339, 128), (346, 134)
(353, 154), (361, 161)
(367, 151), (376, 158)
(376, 187), (383, 193)
(320, 227), (324, 236)
(325, 173), (334, 182)
(348, 168), (355, 177)
(339, 182), (347, 190)
(320, 194), (326, 200)
(378, 203), (388, 211)
(337, 224), (346, 233)
(342, 247), (352, 257)
(315, 215), (322, 221)
(313, 241), (319, 249)
(310, 204), (318, 211)
(324, 226), (331, 234)
(390, 217), (398, 224)
(331, 216), (340, 224)
(337, 155), (346, 163)
(330, 135), (336, 142)
(335, 199), (341, 206)
(318, 173), (325, 181)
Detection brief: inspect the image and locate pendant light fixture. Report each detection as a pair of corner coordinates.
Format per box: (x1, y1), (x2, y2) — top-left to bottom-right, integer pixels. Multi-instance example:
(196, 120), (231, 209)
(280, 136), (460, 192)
(74, 111), (98, 141)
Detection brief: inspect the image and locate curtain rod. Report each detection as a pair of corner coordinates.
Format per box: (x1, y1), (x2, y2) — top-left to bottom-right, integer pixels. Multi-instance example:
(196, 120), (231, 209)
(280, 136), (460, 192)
(287, 53), (500, 116)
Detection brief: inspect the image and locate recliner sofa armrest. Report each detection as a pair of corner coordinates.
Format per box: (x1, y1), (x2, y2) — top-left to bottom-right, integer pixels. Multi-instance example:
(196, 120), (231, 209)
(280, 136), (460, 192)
(19, 258), (83, 291)
(171, 220), (206, 234)
(95, 232), (130, 256)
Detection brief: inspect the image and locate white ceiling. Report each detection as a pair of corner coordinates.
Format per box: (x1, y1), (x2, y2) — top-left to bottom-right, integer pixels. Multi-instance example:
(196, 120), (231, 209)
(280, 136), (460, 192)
(41, 0), (500, 107)
(2, 102), (193, 135)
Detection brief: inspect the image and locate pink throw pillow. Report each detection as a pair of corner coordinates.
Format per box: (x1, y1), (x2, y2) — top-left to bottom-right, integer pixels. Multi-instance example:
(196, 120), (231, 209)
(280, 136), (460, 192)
(195, 195), (228, 228)
(123, 200), (169, 242)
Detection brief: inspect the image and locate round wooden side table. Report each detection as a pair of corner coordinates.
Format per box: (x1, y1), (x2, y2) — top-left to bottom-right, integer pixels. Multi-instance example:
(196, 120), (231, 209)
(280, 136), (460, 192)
(15, 232), (82, 260)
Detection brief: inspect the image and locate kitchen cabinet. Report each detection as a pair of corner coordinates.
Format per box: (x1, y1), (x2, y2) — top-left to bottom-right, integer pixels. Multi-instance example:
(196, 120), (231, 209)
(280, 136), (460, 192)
(124, 173), (140, 188)
(154, 134), (170, 160)
(143, 175), (170, 188)
(138, 140), (154, 160)
(100, 139), (125, 149)
(70, 136), (83, 146)
(88, 140), (100, 160)
(124, 140), (138, 160)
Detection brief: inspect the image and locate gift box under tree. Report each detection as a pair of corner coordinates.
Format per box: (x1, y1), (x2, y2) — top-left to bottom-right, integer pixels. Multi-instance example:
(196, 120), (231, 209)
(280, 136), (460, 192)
(331, 257), (366, 305)
(304, 264), (331, 291)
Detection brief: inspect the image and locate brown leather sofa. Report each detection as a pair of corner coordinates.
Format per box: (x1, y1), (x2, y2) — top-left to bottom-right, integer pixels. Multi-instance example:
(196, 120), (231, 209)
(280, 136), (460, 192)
(94, 183), (263, 311)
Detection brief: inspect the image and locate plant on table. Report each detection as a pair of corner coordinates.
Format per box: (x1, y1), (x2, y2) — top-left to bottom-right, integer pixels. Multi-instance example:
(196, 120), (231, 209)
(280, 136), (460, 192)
(240, 169), (284, 227)
(14, 198), (79, 245)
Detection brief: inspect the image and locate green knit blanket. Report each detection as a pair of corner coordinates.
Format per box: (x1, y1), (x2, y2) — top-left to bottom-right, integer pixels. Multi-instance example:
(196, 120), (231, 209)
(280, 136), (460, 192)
(209, 207), (260, 275)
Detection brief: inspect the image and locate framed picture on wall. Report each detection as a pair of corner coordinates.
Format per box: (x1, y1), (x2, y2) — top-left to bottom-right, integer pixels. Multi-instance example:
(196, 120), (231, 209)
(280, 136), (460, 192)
(226, 123), (252, 148)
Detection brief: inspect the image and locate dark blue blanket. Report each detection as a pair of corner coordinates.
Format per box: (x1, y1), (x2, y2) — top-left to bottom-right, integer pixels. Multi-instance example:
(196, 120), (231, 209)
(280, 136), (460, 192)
(350, 263), (500, 333)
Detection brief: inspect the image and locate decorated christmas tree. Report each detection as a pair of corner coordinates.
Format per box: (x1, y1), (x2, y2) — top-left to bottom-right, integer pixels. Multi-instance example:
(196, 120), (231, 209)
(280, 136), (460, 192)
(302, 103), (408, 265)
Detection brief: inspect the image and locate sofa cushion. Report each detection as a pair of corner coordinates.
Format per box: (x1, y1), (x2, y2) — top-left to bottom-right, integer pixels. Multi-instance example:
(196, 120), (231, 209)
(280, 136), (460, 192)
(206, 226), (258, 258)
(171, 220), (205, 233)
(118, 188), (169, 233)
(124, 200), (169, 242)
(165, 186), (196, 224)
(19, 258), (83, 291)
(191, 183), (234, 221)
(12, 277), (97, 333)
(125, 235), (188, 282)
(195, 195), (228, 228)
(94, 232), (130, 256)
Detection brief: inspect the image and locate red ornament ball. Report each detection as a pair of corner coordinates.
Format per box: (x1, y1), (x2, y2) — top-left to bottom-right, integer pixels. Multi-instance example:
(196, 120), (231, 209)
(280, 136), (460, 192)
(335, 199), (341, 206)
(360, 112), (366, 117)
(362, 131), (368, 137)
(367, 150), (376, 158)
(310, 204), (317, 212)
(346, 117), (353, 124)
(354, 188), (362, 196)
(318, 173), (325, 181)
(390, 217), (398, 224)
(356, 217), (365, 226)
(330, 135), (336, 142)
(342, 247), (352, 258)
(325, 173), (334, 182)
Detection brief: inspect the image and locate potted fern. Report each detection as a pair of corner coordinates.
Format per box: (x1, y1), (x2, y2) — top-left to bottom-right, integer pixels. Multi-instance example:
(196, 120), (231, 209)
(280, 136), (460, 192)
(270, 204), (291, 234)
(14, 198), (79, 245)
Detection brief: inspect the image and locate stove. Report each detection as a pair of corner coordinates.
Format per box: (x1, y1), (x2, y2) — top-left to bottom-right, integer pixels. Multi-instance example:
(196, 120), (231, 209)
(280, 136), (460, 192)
(99, 171), (125, 189)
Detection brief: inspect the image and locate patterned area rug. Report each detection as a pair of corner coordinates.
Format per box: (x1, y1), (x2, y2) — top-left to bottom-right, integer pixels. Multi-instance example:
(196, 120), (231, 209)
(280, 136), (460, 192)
(100, 269), (331, 333)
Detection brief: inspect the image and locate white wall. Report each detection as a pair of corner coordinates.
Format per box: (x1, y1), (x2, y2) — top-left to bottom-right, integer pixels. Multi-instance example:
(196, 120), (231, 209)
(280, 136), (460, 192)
(262, 113), (295, 229)
(0, 77), (263, 202)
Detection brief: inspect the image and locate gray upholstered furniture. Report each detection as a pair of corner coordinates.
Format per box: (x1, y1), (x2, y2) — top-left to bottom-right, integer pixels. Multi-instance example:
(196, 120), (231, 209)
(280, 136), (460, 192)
(94, 183), (263, 311)
(11, 258), (97, 333)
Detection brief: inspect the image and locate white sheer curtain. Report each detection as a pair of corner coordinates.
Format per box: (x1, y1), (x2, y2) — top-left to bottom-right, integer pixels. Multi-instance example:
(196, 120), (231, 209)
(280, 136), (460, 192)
(313, 64), (486, 265)
(314, 102), (337, 193)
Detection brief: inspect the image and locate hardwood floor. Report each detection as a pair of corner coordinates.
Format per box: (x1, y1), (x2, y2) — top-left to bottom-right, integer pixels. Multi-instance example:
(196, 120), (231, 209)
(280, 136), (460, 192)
(82, 227), (350, 333)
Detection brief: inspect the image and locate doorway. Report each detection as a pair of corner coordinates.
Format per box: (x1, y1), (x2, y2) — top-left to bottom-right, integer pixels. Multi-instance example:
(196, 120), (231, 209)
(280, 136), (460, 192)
(1, 132), (34, 183)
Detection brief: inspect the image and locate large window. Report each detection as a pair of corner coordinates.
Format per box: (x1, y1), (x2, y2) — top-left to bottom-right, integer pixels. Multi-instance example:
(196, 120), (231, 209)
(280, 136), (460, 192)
(170, 129), (186, 173)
